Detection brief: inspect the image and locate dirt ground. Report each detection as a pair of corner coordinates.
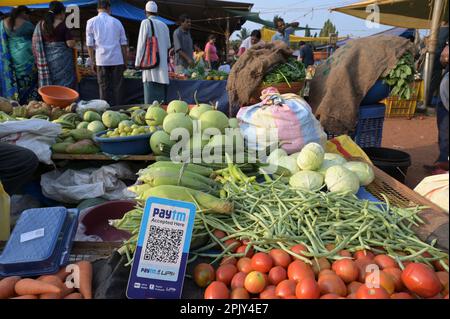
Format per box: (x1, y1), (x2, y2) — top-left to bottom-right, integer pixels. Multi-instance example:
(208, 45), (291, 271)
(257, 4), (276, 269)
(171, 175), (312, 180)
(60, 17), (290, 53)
(381, 115), (439, 189)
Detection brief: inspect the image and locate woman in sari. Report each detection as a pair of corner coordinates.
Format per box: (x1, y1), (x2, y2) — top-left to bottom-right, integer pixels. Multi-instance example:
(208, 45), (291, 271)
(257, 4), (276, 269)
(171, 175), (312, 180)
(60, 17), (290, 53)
(32, 1), (76, 89)
(0, 6), (38, 104)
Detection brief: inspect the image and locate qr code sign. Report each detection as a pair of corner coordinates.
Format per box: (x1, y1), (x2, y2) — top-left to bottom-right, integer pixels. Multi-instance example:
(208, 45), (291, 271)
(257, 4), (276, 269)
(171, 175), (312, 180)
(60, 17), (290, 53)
(143, 226), (184, 264)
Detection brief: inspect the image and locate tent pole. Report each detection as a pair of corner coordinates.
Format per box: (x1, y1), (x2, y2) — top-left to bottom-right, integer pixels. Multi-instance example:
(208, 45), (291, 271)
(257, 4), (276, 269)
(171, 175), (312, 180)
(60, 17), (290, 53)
(423, 0), (445, 109)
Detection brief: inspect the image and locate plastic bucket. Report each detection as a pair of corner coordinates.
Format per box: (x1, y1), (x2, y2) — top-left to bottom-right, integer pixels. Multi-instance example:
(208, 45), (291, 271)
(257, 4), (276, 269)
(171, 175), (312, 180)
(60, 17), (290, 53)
(363, 147), (412, 183)
(361, 80), (391, 105)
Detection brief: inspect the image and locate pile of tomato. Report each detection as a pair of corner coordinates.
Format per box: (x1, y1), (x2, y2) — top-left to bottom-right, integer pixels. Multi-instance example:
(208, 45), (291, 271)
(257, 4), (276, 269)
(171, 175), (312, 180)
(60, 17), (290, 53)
(193, 244), (449, 299)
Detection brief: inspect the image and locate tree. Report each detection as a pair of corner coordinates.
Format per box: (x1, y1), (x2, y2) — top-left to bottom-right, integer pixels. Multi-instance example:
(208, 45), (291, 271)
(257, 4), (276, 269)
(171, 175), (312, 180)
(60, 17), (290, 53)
(319, 19), (338, 37)
(304, 24), (311, 37)
(237, 27), (250, 41)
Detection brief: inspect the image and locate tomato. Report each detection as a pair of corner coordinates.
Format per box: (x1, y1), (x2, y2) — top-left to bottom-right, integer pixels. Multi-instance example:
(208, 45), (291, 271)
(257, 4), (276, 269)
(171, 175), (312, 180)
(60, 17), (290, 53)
(287, 260), (315, 282)
(320, 294), (341, 299)
(230, 272), (247, 290)
(220, 256), (237, 266)
(282, 295), (297, 299)
(236, 245), (254, 258)
(391, 292), (414, 299)
(354, 250), (375, 260)
(347, 293), (357, 299)
(427, 293), (443, 299)
(268, 266), (287, 286)
(193, 263), (215, 288)
(269, 249), (292, 268)
(251, 252), (274, 273)
(213, 229), (226, 240)
(260, 285), (279, 299)
(347, 281), (363, 294)
(318, 274), (347, 297)
(224, 239), (240, 253)
(295, 277), (320, 299)
(339, 250), (352, 258)
(356, 284), (390, 299)
(384, 267), (405, 292)
(433, 259), (449, 272)
(236, 257), (253, 274)
(230, 287), (250, 299)
(355, 258), (376, 283)
(332, 259), (359, 284)
(312, 257), (331, 276)
(365, 270), (395, 295)
(215, 264), (238, 286)
(275, 279), (297, 298)
(436, 271), (449, 295)
(244, 271), (267, 294)
(373, 254), (398, 269)
(319, 269), (336, 278)
(291, 244), (309, 258)
(204, 281), (230, 299)
(401, 263), (442, 298)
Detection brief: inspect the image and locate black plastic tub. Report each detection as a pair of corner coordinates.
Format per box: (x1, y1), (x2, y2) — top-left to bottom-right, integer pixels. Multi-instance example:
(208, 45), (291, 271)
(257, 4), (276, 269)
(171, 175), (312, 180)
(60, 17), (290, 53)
(363, 147), (412, 183)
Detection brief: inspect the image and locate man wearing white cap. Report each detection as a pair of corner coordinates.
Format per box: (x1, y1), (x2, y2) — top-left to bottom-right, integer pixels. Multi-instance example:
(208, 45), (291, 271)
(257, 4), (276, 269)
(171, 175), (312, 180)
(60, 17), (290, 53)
(135, 1), (171, 104)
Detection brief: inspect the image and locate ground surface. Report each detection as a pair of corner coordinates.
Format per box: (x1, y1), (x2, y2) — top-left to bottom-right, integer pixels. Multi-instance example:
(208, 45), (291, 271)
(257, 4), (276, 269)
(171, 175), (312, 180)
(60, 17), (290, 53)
(381, 115), (439, 189)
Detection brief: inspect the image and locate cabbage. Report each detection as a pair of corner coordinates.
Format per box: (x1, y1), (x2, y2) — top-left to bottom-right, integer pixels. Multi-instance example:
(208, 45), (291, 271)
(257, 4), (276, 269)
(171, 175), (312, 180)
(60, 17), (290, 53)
(278, 156), (300, 175)
(318, 153), (347, 175)
(325, 165), (360, 194)
(289, 171), (324, 191)
(297, 143), (325, 171)
(343, 161), (375, 186)
(289, 152), (301, 161)
(267, 148), (288, 165)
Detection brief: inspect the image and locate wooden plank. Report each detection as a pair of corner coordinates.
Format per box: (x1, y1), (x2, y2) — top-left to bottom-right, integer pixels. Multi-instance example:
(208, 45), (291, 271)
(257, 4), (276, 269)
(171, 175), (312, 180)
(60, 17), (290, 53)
(52, 153), (155, 161)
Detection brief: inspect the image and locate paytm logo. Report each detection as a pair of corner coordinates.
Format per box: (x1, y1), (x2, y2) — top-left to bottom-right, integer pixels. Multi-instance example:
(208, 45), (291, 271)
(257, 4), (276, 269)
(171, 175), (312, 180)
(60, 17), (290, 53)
(153, 207), (186, 222)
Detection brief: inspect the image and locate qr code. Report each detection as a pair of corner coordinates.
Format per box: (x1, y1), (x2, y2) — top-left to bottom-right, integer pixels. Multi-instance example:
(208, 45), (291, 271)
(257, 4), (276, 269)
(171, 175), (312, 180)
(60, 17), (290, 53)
(143, 226), (184, 264)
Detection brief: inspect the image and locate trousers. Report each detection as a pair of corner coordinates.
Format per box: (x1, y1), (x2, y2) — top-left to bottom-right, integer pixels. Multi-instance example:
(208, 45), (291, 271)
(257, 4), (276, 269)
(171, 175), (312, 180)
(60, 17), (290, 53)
(97, 65), (125, 106)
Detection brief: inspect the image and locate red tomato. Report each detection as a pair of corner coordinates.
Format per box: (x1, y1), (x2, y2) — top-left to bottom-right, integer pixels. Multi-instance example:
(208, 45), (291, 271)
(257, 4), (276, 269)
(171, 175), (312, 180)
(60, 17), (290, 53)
(354, 250), (375, 260)
(291, 244), (309, 258)
(356, 284), (390, 299)
(320, 294), (341, 299)
(269, 249), (292, 268)
(268, 266), (287, 286)
(347, 293), (357, 299)
(220, 256), (237, 266)
(391, 292), (414, 299)
(318, 274), (347, 297)
(236, 245), (254, 258)
(332, 259), (359, 284)
(436, 271), (449, 295)
(244, 271), (267, 294)
(319, 269), (336, 278)
(295, 277), (320, 299)
(283, 295), (297, 299)
(259, 285), (279, 299)
(347, 281), (363, 294)
(339, 250), (352, 258)
(213, 229), (226, 240)
(384, 267), (405, 292)
(230, 272), (247, 290)
(433, 259), (449, 272)
(215, 264), (238, 286)
(365, 270), (395, 295)
(401, 263), (442, 298)
(312, 257), (331, 276)
(230, 287), (250, 299)
(251, 252), (274, 273)
(275, 279), (297, 298)
(373, 254), (398, 269)
(427, 293), (443, 299)
(236, 257), (253, 274)
(224, 239), (240, 253)
(287, 260), (315, 282)
(204, 281), (230, 299)
(193, 263), (215, 288)
(355, 258), (376, 283)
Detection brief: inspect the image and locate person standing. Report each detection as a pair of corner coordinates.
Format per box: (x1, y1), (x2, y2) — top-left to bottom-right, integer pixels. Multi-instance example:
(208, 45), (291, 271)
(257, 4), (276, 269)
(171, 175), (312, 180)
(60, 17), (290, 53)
(237, 29), (264, 57)
(32, 1), (76, 89)
(0, 6), (38, 104)
(86, 0), (128, 106)
(205, 35), (219, 70)
(173, 14), (194, 74)
(298, 41), (314, 67)
(135, 1), (171, 104)
(272, 17), (299, 47)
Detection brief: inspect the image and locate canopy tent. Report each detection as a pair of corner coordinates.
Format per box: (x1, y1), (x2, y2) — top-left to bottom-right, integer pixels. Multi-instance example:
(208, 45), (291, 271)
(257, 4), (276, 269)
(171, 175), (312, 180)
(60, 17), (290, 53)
(261, 27), (346, 43)
(332, 0), (448, 29)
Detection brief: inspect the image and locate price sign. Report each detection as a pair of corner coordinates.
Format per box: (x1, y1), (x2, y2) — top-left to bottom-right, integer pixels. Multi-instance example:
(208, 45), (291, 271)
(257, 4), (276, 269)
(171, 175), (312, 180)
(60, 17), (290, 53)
(329, 33), (338, 46)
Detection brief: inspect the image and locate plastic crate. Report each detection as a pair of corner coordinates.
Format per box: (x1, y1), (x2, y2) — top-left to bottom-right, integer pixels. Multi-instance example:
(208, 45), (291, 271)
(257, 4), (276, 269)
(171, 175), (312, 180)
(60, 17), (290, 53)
(383, 80), (421, 118)
(327, 103), (385, 148)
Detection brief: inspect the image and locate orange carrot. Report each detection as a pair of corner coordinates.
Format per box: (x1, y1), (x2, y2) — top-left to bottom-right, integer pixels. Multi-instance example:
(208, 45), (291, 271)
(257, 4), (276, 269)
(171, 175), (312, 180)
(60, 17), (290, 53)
(38, 275), (67, 299)
(0, 276), (21, 299)
(64, 292), (83, 299)
(55, 266), (71, 282)
(10, 294), (38, 299)
(15, 278), (61, 296)
(76, 261), (93, 299)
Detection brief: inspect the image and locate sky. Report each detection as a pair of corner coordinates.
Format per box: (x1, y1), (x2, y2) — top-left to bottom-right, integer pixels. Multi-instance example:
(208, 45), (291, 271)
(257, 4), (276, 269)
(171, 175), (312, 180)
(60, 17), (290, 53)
(231, 0), (394, 39)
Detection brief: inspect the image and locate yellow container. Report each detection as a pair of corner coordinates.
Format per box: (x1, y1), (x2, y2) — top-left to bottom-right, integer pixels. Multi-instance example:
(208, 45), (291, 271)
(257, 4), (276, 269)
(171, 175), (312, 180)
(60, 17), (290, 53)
(383, 80), (421, 119)
(0, 182), (11, 241)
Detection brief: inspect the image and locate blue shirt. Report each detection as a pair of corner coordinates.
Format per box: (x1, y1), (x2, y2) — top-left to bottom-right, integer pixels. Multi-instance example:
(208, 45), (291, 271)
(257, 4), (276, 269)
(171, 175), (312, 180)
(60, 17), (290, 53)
(272, 27), (295, 46)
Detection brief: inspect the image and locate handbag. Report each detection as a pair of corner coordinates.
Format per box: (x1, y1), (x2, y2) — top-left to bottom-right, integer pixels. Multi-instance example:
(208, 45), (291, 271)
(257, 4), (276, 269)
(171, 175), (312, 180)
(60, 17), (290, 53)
(139, 18), (160, 70)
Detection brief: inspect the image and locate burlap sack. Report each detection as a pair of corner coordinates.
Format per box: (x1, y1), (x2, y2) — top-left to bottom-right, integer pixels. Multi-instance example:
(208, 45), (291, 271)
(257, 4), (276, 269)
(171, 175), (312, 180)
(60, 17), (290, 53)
(309, 35), (413, 134)
(227, 41), (293, 115)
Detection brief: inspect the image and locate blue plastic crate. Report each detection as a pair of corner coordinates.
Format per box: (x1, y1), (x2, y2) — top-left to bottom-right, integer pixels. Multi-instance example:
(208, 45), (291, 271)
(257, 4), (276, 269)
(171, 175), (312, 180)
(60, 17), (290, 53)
(327, 103), (385, 148)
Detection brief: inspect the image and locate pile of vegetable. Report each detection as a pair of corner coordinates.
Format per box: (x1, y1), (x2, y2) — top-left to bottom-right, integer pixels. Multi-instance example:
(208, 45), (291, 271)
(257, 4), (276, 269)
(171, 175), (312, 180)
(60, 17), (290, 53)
(205, 70), (228, 81)
(0, 99), (75, 122)
(382, 52), (416, 100)
(262, 58), (306, 87)
(0, 261), (92, 300)
(193, 248), (448, 299)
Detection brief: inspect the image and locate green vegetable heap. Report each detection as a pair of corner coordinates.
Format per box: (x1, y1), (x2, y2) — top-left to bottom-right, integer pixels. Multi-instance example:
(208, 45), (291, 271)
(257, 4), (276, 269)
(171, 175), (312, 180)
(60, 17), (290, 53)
(263, 58), (306, 86)
(382, 52), (415, 100)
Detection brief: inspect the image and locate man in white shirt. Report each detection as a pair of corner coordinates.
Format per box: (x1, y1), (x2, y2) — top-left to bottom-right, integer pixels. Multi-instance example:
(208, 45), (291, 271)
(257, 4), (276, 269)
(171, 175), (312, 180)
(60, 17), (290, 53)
(135, 1), (171, 104)
(86, 0), (128, 106)
(237, 30), (264, 57)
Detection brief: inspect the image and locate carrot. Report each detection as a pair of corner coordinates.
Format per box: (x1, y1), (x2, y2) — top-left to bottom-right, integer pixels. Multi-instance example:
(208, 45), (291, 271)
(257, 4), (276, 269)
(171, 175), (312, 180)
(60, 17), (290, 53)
(55, 266), (71, 282)
(15, 278), (61, 296)
(76, 261), (93, 299)
(0, 276), (21, 299)
(10, 294), (38, 299)
(64, 292), (83, 299)
(38, 275), (68, 299)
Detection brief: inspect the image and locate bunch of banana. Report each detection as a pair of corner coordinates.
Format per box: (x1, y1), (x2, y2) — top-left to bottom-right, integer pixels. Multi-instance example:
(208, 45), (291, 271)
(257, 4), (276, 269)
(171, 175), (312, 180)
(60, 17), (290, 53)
(52, 113), (81, 129)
